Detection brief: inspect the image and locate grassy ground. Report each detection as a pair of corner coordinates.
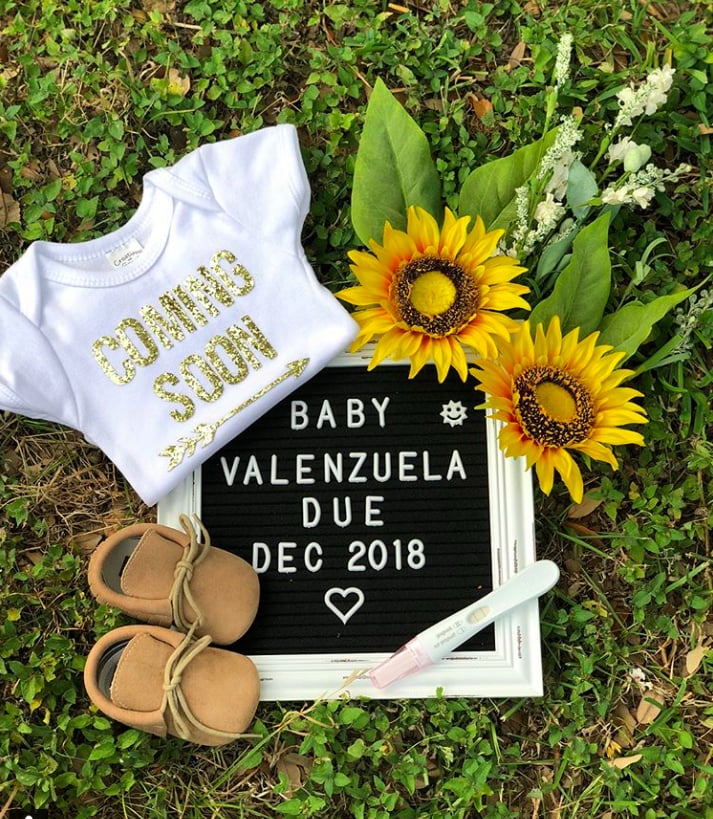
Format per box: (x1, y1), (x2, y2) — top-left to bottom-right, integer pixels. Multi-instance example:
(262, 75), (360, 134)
(1, 0), (712, 816)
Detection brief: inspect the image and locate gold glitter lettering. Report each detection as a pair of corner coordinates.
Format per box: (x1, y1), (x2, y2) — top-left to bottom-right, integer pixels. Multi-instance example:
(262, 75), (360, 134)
(182, 267), (236, 318)
(211, 250), (254, 297)
(91, 250), (262, 386)
(157, 292), (199, 334)
(226, 315), (278, 367)
(140, 304), (186, 349)
(179, 354), (224, 403)
(115, 318), (159, 367)
(205, 335), (249, 385)
(175, 285), (209, 327)
(92, 337), (135, 385)
(154, 372), (195, 422)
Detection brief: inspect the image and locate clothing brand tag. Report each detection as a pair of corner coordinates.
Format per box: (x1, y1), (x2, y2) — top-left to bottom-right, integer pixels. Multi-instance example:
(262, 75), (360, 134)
(105, 237), (144, 269)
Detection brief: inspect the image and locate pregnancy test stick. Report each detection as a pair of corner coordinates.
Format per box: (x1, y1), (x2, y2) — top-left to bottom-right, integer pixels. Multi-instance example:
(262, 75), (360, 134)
(369, 560), (559, 689)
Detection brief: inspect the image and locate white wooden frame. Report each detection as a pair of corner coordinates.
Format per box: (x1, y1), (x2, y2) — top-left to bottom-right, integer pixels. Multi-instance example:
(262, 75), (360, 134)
(159, 349), (540, 700)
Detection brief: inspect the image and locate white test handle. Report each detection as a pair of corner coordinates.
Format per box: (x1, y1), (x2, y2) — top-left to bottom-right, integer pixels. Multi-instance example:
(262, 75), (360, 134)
(368, 559), (560, 688)
(455, 559), (560, 636)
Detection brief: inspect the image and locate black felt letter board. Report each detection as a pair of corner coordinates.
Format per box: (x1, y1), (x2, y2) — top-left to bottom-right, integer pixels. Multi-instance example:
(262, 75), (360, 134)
(200, 364), (496, 656)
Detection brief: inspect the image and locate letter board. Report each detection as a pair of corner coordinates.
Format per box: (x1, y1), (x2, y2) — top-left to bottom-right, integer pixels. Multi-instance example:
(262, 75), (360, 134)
(159, 350), (542, 700)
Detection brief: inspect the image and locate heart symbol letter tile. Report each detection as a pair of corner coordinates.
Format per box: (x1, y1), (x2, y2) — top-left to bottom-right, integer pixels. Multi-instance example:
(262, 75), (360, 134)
(324, 587), (365, 625)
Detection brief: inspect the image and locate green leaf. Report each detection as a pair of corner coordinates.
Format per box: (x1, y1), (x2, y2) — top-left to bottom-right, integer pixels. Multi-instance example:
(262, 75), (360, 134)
(566, 159), (598, 220)
(274, 799), (305, 815)
(598, 288), (696, 361)
(535, 229), (576, 282)
(338, 705), (366, 725)
(458, 129), (558, 231)
(351, 78), (442, 245)
(530, 212), (611, 336)
(43, 177), (63, 202)
(88, 737), (118, 761)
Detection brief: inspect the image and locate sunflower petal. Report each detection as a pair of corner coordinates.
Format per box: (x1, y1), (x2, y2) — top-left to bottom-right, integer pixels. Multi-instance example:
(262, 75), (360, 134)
(554, 449), (584, 503)
(574, 438), (619, 469)
(439, 209), (469, 258)
(534, 452), (556, 496)
(448, 337), (470, 381)
(336, 285), (380, 306)
(428, 338), (451, 383)
(408, 336), (433, 378)
(408, 207), (440, 253)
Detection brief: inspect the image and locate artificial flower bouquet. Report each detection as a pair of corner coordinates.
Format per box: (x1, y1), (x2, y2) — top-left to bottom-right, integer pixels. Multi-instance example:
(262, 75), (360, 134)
(337, 37), (693, 502)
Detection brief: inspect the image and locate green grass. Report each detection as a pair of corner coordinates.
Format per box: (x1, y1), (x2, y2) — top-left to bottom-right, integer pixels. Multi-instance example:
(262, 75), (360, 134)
(1, 0), (712, 816)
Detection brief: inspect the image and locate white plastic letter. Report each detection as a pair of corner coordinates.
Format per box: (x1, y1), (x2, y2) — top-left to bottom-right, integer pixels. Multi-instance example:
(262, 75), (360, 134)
(290, 400), (309, 430)
(398, 451), (418, 481)
(302, 497), (321, 528)
(220, 456), (240, 487)
(333, 496), (353, 528)
(304, 541), (323, 572)
(371, 396), (391, 428)
(252, 542), (271, 573)
(316, 399), (337, 429)
(346, 398), (366, 428)
(296, 454), (315, 484)
(277, 542), (297, 574)
(365, 495), (384, 527)
(446, 449), (468, 480)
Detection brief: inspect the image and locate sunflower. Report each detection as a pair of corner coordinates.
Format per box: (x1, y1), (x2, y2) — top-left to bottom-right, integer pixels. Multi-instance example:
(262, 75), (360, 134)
(471, 317), (648, 503)
(337, 206), (530, 382)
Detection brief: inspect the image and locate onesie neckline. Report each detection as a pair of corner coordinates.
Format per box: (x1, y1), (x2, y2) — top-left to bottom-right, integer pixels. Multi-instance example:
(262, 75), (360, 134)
(33, 180), (174, 288)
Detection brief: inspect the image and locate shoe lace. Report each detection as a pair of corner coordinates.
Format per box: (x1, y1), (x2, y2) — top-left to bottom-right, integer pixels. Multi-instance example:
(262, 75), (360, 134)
(169, 514), (211, 634)
(161, 625), (243, 743)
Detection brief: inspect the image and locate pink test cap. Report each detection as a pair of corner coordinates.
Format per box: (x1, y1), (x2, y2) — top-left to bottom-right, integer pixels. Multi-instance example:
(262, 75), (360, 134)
(368, 640), (433, 689)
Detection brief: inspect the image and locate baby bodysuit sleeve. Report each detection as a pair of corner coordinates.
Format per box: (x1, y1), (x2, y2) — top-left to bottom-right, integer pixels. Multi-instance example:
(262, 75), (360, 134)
(169, 124), (309, 249)
(0, 295), (77, 426)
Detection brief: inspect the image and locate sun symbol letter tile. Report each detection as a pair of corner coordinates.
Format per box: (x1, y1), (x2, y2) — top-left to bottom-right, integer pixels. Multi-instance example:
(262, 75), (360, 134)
(440, 400), (468, 427)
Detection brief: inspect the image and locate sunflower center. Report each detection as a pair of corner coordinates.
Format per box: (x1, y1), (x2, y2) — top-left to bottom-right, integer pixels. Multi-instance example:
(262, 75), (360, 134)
(392, 256), (479, 337)
(409, 271), (457, 316)
(514, 366), (594, 447)
(534, 381), (577, 422)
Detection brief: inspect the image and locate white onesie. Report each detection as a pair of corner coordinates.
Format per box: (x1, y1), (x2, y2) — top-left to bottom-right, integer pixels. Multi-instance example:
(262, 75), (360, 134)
(0, 125), (357, 505)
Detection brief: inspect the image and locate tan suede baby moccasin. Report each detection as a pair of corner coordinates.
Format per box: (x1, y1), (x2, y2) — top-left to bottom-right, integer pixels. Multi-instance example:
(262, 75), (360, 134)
(84, 624), (260, 745)
(88, 514), (259, 645)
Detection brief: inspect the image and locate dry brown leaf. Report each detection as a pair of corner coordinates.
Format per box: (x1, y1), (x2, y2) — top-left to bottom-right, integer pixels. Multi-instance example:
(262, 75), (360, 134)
(564, 521), (606, 550)
(0, 164), (12, 193)
(72, 532), (103, 554)
(47, 158), (62, 181)
(684, 644), (709, 676)
(612, 702), (637, 748)
(0, 62), (19, 81)
(523, 0), (541, 15)
(507, 42), (527, 71)
(613, 728), (635, 750)
(567, 493), (604, 519)
(20, 161), (42, 181)
(606, 753), (642, 769)
(614, 702), (637, 733)
(698, 123), (713, 136)
(275, 752), (312, 795)
(142, 0), (175, 12)
(635, 689), (665, 724)
(472, 97), (493, 120)
(0, 191), (20, 227)
(166, 68), (191, 96)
